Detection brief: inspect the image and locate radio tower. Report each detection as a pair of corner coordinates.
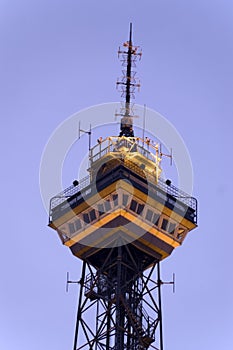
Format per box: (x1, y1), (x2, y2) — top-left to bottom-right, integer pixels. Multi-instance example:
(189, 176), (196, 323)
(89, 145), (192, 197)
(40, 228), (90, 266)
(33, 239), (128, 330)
(49, 24), (197, 350)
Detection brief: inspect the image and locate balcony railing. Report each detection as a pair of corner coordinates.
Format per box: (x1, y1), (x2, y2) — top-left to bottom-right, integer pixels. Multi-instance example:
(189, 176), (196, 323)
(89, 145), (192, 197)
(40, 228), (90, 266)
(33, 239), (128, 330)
(49, 137), (197, 224)
(49, 165), (197, 227)
(50, 168), (196, 210)
(90, 136), (158, 165)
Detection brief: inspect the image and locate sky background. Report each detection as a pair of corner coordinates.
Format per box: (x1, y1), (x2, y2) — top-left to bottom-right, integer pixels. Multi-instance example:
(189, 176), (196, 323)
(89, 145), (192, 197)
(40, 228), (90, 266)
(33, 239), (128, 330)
(1, 0), (233, 349)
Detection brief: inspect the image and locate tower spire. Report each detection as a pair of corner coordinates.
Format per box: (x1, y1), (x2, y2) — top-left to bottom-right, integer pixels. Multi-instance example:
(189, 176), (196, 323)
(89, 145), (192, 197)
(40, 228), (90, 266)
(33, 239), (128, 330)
(125, 22), (133, 106)
(116, 23), (142, 137)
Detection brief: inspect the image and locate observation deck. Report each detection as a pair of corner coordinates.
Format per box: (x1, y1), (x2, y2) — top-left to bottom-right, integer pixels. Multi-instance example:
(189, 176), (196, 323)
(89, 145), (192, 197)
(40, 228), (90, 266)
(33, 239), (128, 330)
(49, 136), (197, 270)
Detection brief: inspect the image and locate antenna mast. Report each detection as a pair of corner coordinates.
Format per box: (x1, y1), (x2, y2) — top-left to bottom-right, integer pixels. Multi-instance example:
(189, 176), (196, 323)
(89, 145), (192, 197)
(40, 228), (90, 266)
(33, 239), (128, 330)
(116, 23), (142, 137)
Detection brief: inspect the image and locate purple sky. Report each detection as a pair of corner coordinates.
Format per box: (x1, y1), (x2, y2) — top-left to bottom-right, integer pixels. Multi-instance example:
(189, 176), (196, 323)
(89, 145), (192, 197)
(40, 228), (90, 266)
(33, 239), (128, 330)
(1, 1), (233, 349)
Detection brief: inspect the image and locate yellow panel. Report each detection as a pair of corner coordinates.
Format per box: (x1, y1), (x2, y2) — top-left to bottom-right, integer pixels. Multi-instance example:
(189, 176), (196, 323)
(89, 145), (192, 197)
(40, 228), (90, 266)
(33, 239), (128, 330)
(120, 211), (180, 248)
(64, 209), (124, 247)
(50, 179), (196, 235)
(116, 225), (172, 260)
(50, 182), (120, 228)
(62, 208), (180, 257)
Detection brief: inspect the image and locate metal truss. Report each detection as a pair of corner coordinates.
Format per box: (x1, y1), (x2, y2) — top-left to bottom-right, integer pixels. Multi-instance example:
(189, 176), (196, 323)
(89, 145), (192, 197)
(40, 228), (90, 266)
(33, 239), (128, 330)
(72, 244), (164, 350)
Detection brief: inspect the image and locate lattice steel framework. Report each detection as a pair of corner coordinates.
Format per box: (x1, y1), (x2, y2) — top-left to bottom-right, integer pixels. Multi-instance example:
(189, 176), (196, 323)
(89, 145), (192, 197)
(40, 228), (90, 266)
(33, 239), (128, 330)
(73, 244), (164, 350)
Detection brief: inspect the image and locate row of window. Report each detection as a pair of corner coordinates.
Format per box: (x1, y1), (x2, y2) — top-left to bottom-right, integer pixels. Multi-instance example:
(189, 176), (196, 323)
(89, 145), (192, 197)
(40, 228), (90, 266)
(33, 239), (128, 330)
(68, 194), (119, 234)
(67, 192), (186, 241)
(128, 198), (184, 238)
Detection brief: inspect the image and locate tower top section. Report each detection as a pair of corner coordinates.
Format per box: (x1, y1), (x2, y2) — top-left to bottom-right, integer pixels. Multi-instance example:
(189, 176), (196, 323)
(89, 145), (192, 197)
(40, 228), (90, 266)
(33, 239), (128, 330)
(116, 23), (142, 137)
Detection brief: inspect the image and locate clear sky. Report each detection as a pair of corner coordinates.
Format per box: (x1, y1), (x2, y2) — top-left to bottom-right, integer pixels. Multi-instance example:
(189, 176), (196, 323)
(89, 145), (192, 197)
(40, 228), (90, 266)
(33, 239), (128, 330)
(1, 0), (233, 349)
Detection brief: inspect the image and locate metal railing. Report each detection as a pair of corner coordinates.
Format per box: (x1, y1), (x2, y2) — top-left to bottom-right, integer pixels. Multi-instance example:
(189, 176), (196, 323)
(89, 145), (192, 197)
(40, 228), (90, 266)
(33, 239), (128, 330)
(90, 136), (158, 165)
(50, 161), (197, 220)
(50, 174), (90, 210)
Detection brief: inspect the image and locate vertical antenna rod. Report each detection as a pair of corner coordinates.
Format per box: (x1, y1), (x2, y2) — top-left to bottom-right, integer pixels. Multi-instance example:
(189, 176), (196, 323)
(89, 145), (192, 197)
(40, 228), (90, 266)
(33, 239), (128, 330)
(116, 23), (142, 137)
(125, 22), (133, 107)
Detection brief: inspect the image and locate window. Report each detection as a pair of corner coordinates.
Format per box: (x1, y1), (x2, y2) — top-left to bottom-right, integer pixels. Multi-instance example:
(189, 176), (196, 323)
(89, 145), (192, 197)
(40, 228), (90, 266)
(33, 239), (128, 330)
(137, 203), (144, 215)
(123, 194), (129, 207)
(68, 222), (75, 234)
(104, 199), (111, 212)
(146, 209), (153, 222)
(90, 209), (96, 221)
(75, 219), (81, 231)
(97, 199), (112, 216)
(130, 199), (137, 212)
(83, 209), (97, 224)
(145, 209), (160, 226)
(146, 209), (160, 226)
(129, 199), (145, 216)
(112, 194), (118, 206)
(160, 219), (177, 235)
(83, 213), (90, 224)
(161, 218), (168, 231)
(177, 228), (185, 240)
(167, 222), (176, 235)
(153, 213), (160, 226)
(98, 203), (104, 216)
